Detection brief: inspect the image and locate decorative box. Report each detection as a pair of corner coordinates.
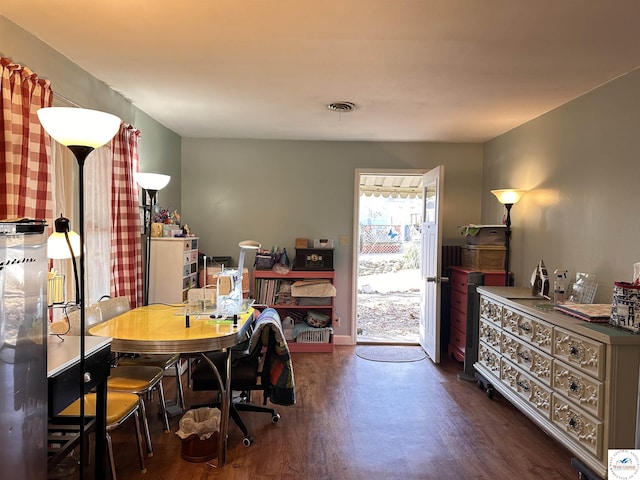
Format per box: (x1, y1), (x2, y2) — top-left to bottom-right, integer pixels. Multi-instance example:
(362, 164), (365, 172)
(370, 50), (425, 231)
(461, 245), (506, 271)
(294, 248), (334, 271)
(313, 238), (334, 249)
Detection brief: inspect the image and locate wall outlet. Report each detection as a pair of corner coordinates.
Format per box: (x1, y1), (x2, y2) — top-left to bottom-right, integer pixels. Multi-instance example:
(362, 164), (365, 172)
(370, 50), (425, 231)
(339, 235), (350, 246)
(334, 314), (340, 325)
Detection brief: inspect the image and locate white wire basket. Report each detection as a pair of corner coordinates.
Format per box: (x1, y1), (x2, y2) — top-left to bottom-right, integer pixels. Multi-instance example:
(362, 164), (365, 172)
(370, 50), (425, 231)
(296, 328), (332, 343)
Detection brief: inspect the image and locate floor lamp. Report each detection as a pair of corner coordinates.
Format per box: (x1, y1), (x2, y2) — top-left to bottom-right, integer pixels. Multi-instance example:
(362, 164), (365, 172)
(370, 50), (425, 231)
(490, 189), (526, 286)
(134, 172), (171, 305)
(38, 107), (121, 480)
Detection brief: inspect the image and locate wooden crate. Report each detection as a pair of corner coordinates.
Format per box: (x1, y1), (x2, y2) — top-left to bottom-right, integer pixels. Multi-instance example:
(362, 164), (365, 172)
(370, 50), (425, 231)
(461, 245), (506, 270)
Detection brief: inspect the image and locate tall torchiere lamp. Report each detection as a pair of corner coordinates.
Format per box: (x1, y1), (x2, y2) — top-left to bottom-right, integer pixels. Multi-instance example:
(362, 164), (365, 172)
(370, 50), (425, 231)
(491, 189), (527, 286)
(38, 107), (121, 480)
(134, 172), (171, 305)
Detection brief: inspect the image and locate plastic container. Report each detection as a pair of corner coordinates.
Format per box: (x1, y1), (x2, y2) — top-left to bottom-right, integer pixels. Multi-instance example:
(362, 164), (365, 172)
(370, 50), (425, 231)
(554, 269), (568, 304)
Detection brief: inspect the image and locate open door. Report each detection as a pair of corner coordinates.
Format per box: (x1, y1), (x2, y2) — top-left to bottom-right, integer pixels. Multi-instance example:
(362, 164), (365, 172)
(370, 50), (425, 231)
(419, 166), (444, 362)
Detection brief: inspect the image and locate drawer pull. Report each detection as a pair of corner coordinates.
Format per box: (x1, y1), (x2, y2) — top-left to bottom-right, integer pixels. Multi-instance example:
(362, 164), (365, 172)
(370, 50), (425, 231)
(569, 345), (580, 357)
(521, 324), (532, 333)
(517, 351), (530, 362)
(517, 381), (530, 392)
(569, 381), (579, 392)
(568, 417), (579, 430)
(83, 372), (92, 383)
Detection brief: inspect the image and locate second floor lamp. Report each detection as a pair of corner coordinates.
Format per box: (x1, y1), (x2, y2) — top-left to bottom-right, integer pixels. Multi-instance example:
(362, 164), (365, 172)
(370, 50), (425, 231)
(491, 189), (526, 286)
(134, 172), (171, 305)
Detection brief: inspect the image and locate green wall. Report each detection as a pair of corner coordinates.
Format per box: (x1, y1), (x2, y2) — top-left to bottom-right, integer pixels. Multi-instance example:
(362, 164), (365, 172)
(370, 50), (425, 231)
(181, 138), (483, 337)
(482, 66), (640, 302)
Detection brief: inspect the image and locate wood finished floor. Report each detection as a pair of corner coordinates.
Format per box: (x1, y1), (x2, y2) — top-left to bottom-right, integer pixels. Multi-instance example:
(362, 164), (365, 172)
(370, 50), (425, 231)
(107, 346), (577, 480)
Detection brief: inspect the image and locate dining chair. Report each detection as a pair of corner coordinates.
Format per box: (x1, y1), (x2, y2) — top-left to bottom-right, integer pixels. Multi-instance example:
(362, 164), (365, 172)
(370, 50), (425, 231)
(96, 296), (131, 321)
(48, 303), (104, 336)
(107, 365), (169, 446)
(58, 391), (147, 480)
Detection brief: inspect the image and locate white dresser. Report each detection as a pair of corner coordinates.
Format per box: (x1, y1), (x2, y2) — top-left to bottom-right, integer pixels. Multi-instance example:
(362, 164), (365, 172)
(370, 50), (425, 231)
(149, 237), (198, 303)
(474, 286), (640, 479)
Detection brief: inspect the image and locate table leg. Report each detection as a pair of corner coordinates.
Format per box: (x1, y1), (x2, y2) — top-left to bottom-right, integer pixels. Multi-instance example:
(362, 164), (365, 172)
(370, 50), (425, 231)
(199, 349), (231, 467)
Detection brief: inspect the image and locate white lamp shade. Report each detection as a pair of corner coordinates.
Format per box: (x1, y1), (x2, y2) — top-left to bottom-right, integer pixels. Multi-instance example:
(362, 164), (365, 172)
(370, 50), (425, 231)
(48, 231), (81, 259)
(491, 189), (527, 205)
(37, 107), (121, 148)
(134, 172), (171, 191)
(238, 240), (261, 250)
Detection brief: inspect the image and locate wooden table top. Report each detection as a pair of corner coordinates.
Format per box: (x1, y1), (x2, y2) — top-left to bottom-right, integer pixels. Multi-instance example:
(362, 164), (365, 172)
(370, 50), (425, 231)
(88, 304), (254, 354)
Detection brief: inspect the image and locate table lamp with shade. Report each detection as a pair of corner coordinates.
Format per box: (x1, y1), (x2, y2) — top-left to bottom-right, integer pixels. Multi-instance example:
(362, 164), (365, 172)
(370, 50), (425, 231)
(47, 214), (81, 314)
(38, 106), (121, 479)
(134, 172), (171, 305)
(491, 189), (527, 286)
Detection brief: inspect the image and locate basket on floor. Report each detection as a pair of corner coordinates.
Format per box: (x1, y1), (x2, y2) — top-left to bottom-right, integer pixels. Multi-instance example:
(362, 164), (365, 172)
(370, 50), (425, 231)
(296, 328), (331, 343)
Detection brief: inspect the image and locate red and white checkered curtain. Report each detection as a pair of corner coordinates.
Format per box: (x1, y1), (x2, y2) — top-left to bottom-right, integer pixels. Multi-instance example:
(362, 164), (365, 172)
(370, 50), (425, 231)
(0, 57), (53, 221)
(110, 124), (143, 307)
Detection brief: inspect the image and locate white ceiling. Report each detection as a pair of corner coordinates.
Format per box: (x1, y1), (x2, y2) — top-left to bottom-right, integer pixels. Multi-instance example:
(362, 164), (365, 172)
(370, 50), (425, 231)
(3, 1), (640, 142)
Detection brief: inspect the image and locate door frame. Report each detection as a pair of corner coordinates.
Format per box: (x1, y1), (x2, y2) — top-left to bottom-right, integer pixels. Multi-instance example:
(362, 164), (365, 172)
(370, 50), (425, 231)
(350, 168), (429, 344)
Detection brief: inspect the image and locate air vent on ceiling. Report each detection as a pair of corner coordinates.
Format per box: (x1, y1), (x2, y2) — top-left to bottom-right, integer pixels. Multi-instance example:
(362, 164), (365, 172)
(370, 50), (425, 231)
(327, 102), (357, 113)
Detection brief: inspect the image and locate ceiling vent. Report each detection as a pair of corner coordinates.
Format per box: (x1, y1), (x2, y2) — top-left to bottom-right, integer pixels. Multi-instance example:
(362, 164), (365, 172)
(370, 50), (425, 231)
(327, 102), (357, 113)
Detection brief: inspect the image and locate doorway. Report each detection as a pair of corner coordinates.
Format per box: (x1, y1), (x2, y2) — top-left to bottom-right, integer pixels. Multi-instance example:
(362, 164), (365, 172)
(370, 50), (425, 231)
(353, 170), (425, 344)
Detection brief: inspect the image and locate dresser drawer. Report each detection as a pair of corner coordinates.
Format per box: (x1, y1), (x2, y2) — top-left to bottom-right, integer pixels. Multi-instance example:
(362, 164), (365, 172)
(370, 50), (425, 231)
(479, 318), (501, 351)
(478, 341), (500, 375)
(449, 326), (465, 361)
(451, 269), (470, 295)
(500, 359), (552, 418)
(501, 331), (553, 386)
(480, 296), (502, 324)
(552, 360), (604, 419)
(450, 305), (467, 334)
(553, 327), (605, 381)
(502, 307), (553, 354)
(552, 394), (603, 457)
(450, 290), (468, 316)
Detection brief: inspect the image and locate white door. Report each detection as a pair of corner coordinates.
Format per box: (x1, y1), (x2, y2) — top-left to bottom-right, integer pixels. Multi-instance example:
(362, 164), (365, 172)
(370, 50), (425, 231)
(419, 166), (444, 362)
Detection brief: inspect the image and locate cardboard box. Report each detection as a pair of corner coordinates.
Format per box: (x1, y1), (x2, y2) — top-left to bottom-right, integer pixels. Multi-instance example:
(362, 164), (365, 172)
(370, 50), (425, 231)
(199, 267), (250, 293)
(461, 245), (506, 271)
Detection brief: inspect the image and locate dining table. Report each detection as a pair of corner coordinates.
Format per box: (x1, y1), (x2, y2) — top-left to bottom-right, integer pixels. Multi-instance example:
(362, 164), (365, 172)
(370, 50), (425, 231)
(88, 303), (255, 467)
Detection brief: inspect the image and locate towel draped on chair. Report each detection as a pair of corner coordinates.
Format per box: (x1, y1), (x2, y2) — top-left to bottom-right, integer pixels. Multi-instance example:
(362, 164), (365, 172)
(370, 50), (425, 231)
(251, 308), (295, 406)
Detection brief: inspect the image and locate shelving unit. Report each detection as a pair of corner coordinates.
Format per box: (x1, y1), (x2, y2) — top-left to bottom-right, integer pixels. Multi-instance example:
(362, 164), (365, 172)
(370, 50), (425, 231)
(254, 270), (334, 353)
(448, 266), (506, 362)
(149, 237), (198, 304)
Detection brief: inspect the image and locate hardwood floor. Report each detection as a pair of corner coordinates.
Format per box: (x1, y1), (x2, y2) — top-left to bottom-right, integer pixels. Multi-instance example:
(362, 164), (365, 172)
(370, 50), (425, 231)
(107, 346), (577, 480)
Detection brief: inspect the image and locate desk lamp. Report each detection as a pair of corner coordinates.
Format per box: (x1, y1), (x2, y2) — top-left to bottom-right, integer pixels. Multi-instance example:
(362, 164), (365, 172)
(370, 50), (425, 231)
(38, 107), (121, 479)
(491, 189), (527, 286)
(134, 172), (171, 305)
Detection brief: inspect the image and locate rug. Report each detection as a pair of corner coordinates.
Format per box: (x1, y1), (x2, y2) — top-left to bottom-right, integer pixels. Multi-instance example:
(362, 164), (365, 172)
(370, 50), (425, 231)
(355, 345), (427, 363)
